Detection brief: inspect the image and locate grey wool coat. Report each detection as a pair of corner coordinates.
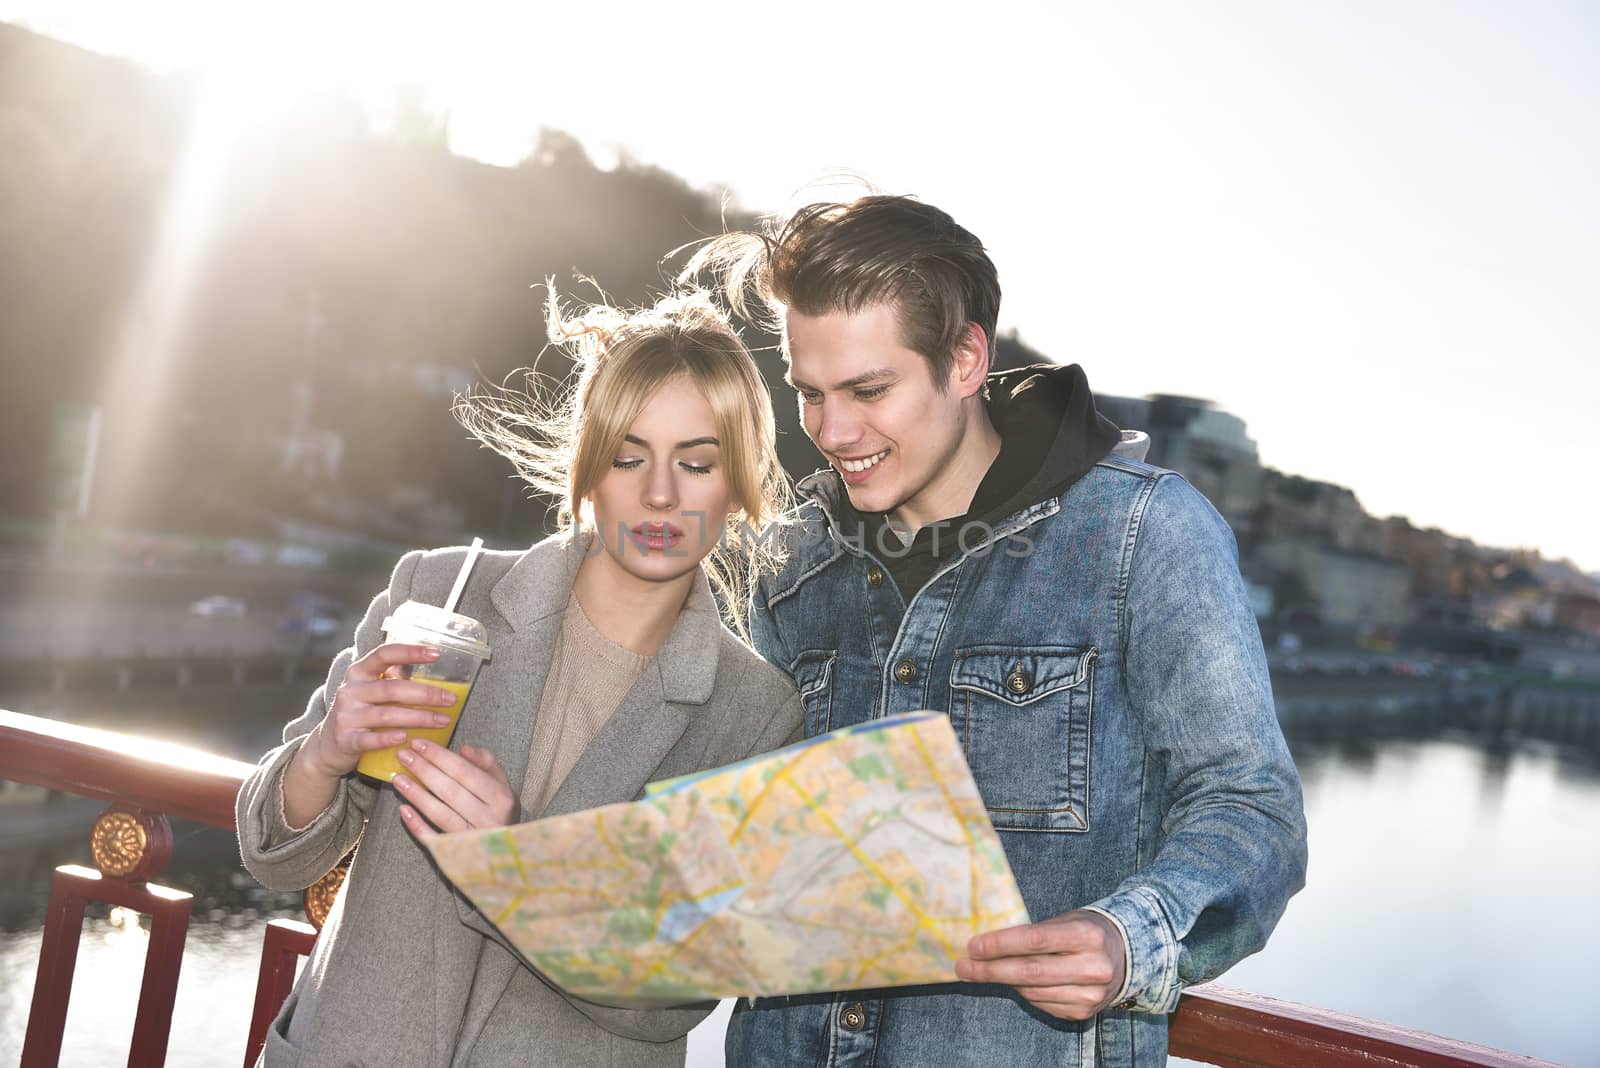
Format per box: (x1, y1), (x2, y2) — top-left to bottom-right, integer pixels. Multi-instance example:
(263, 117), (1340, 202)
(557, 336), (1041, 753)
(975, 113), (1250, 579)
(236, 532), (803, 1067)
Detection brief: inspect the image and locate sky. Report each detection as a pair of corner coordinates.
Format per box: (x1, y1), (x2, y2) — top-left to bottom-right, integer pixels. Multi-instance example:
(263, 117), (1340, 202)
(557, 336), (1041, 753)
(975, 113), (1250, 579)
(4, 1), (1597, 571)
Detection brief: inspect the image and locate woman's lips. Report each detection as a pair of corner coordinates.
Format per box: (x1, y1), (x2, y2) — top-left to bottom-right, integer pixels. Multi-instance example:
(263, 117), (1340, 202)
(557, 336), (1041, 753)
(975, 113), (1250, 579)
(631, 523), (685, 551)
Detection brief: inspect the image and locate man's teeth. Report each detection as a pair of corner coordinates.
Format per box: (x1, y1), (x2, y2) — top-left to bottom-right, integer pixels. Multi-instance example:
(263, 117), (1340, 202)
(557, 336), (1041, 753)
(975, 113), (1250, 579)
(839, 450), (889, 473)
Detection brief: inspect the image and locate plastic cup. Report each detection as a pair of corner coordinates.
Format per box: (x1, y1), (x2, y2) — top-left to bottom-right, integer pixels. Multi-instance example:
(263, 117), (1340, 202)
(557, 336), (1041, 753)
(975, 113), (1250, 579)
(355, 600), (491, 783)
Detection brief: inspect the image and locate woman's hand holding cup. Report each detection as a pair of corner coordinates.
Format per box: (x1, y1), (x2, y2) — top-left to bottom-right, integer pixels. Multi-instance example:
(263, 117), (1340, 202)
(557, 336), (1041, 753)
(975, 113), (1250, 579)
(305, 643), (461, 779)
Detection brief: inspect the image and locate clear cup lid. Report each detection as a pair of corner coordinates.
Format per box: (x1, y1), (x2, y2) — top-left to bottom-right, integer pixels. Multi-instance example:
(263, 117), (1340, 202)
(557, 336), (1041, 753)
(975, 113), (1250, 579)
(382, 600), (491, 659)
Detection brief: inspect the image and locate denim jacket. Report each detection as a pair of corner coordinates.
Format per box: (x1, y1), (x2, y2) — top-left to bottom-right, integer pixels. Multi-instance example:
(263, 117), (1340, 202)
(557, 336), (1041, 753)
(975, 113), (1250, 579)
(728, 455), (1308, 1067)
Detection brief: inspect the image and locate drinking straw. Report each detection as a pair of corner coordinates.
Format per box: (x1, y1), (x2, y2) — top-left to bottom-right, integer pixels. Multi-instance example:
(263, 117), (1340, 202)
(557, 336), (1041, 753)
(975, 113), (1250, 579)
(444, 537), (484, 614)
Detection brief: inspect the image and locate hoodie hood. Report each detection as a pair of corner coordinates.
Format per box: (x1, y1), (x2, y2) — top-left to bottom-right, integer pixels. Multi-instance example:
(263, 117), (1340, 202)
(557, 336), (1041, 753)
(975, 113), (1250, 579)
(967, 362), (1125, 527)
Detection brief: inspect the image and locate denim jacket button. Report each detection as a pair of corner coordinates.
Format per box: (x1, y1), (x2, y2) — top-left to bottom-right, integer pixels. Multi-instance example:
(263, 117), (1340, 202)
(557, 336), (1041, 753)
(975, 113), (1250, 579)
(866, 566), (884, 589)
(893, 658), (917, 683)
(839, 1002), (866, 1031)
(1005, 670), (1031, 694)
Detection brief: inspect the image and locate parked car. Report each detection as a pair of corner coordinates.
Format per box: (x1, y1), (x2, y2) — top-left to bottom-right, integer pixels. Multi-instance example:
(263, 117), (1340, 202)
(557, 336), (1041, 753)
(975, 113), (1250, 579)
(189, 595), (247, 617)
(281, 592), (345, 641)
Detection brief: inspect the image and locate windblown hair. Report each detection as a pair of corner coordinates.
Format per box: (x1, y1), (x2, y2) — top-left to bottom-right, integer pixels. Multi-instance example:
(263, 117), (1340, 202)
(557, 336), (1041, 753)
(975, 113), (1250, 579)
(454, 286), (789, 641)
(680, 195), (1001, 389)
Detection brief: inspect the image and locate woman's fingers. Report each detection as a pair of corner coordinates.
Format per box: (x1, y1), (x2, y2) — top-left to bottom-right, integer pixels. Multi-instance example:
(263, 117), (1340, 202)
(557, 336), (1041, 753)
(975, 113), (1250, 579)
(395, 743), (496, 826)
(397, 803), (433, 838)
(459, 745), (511, 786)
(400, 741), (519, 827)
(341, 728), (409, 752)
(326, 705), (441, 758)
(459, 746), (518, 823)
(345, 642), (440, 684)
(396, 788), (459, 835)
(339, 682), (457, 724)
(312, 645), (447, 775)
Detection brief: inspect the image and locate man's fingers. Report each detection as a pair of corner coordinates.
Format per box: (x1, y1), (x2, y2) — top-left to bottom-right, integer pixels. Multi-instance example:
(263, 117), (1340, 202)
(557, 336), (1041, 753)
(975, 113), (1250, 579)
(1013, 986), (1111, 1021)
(955, 953), (1111, 989)
(951, 957), (1111, 1020)
(967, 918), (1103, 960)
(957, 912), (1125, 1023)
(345, 642), (441, 683)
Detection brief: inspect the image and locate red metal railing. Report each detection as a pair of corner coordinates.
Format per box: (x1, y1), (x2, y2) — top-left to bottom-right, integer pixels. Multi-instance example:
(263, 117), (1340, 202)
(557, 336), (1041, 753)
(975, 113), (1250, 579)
(0, 708), (1565, 1068)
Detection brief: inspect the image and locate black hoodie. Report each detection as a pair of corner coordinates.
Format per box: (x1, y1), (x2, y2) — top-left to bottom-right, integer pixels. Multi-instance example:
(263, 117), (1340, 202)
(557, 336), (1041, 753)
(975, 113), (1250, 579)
(852, 362), (1123, 599)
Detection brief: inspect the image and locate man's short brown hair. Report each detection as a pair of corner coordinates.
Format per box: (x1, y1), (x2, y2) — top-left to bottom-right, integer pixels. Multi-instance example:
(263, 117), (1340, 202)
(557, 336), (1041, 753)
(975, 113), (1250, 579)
(684, 195), (1001, 390)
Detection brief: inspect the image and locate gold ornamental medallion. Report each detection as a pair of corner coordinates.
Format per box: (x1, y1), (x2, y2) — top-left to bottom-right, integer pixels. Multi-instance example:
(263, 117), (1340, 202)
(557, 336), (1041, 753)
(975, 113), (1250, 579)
(91, 811), (149, 877)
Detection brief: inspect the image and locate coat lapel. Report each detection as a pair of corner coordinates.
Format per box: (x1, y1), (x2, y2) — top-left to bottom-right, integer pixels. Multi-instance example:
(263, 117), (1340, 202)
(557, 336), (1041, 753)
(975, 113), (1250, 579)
(540, 553), (724, 818)
(450, 532), (583, 792)
(431, 532), (726, 1061)
(450, 525), (727, 813)
(430, 533), (576, 1066)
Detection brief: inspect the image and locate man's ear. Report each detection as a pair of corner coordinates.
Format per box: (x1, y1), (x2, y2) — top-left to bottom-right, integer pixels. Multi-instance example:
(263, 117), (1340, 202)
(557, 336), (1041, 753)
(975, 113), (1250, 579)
(950, 323), (991, 400)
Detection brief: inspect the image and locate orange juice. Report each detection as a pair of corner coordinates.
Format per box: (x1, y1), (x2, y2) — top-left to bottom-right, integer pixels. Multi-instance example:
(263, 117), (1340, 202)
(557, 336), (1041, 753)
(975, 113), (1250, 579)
(356, 678), (474, 782)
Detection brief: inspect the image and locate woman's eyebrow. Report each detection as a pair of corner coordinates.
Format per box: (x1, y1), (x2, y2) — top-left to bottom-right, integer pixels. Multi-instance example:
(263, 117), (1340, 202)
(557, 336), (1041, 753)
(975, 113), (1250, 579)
(622, 434), (721, 449)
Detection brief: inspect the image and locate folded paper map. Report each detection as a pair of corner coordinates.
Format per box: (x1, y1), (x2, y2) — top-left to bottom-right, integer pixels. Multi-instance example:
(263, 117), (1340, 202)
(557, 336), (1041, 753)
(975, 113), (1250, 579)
(424, 710), (1029, 1002)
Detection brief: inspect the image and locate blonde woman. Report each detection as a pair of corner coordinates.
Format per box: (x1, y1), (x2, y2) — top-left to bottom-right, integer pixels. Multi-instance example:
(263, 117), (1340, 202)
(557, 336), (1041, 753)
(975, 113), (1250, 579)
(237, 289), (802, 1067)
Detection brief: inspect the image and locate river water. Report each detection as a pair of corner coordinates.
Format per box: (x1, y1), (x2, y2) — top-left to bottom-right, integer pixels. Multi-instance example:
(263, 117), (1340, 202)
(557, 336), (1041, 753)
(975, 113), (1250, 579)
(2, 723), (1597, 1067)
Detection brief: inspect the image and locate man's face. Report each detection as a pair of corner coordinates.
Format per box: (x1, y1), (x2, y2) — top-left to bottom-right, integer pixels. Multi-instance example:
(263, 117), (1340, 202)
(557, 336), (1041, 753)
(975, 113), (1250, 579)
(785, 302), (971, 530)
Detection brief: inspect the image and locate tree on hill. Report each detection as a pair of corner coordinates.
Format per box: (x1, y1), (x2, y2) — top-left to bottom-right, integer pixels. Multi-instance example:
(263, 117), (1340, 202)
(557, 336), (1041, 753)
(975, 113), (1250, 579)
(0, 22), (809, 549)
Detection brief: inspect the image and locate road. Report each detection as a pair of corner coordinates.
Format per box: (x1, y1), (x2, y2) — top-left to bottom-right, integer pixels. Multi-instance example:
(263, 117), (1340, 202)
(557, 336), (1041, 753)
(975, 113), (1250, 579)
(0, 557), (386, 660)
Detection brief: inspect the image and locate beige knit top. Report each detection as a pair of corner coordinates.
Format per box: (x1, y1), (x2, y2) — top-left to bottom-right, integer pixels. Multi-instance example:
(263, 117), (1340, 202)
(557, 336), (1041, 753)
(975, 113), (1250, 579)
(521, 591), (653, 817)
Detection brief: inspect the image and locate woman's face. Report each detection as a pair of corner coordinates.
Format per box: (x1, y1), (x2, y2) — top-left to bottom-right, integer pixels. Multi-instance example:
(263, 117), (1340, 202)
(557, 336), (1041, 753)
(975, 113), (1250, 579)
(585, 375), (736, 587)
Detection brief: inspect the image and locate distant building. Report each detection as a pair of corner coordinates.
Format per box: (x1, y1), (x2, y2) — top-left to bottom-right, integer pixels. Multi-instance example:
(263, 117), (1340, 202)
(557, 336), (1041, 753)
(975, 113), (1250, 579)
(1379, 516), (1476, 602)
(1099, 394), (1264, 541)
(1258, 537), (1411, 626)
(1480, 562), (1551, 630)
(1555, 592), (1600, 636)
(1256, 470), (1384, 557)
(1096, 395), (1152, 439)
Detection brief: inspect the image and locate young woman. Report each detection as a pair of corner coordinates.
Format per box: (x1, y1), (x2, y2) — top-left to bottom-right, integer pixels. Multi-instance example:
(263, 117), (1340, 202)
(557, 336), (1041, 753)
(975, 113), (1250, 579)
(237, 289), (802, 1067)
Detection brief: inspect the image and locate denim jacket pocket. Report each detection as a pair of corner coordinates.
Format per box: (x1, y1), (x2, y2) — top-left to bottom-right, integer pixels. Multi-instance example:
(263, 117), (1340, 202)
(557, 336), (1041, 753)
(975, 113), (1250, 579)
(790, 649), (837, 736)
(949, 645), (1097, 833)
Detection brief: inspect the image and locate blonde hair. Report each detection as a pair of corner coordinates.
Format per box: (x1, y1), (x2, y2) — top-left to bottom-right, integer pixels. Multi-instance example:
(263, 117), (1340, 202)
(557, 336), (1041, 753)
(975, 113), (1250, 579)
(455, 286), (790, 641)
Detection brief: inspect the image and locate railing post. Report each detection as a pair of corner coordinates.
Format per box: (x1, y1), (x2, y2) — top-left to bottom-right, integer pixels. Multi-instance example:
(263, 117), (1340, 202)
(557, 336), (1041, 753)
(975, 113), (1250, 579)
(243, 920), (317, 1068)
(241, 856), (350, 1068)
(132, 882), (192, 1065)
(21, 870), (89, 1067)
(19, 804), (192, 1068)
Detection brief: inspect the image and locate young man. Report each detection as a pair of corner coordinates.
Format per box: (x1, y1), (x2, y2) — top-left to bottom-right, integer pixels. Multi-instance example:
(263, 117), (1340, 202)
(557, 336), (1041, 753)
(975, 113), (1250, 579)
(689, 196), (1307, 1067)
